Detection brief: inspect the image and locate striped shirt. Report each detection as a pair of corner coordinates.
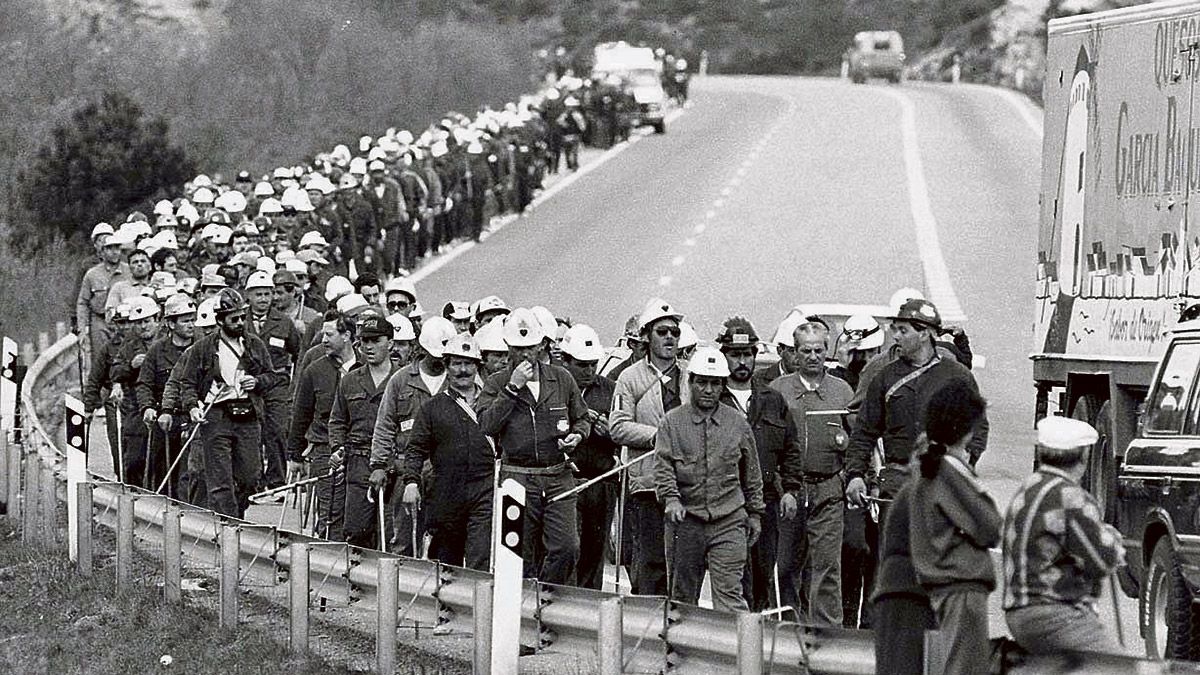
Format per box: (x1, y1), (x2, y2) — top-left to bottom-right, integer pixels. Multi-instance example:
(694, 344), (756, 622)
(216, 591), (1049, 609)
(1001, 466), (1125, 612)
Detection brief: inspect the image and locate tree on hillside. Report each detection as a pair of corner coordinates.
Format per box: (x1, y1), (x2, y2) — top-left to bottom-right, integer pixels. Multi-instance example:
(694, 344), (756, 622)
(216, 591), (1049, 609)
(16, 90), (194, 245)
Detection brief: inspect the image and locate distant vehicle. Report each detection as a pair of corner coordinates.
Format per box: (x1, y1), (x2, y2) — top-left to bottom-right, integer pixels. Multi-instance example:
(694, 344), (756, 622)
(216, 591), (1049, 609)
(1034, 0), (1200, 660)
(591, 42), (668, 134)
(848, 31), (905, 84)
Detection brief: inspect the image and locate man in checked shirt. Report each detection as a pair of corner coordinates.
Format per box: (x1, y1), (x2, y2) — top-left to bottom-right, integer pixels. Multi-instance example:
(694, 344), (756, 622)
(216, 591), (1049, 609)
(1002, 415), (1126, 655)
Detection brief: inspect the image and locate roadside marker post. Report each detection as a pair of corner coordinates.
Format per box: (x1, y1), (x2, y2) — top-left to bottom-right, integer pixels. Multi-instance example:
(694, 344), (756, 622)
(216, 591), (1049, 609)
(65, 394), (87, 561)
(491, 477), (525, 675)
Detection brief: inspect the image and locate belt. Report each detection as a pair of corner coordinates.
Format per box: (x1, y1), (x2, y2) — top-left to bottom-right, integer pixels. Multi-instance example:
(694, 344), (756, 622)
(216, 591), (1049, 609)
(344, 445), (371, 457)
(801, 472), (839, 484)
(502, 461), (569, 476)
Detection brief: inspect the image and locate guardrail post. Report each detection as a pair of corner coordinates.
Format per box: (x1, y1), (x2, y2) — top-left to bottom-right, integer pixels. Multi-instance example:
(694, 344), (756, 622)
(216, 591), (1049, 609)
(598, 596), (623, 675)
(75, 482), (93, 576)
(163, 504), (182, 603)
(377, 558), (399, 675)
(40, 463), (57, 548)
(736, 611), (764, 674)
(220, 525), (240, 629)
(289, 543), (309, 654)
(0, 437), (8, 510)
(116, 490), (134, 590)
(21, 450), (37, 543)
(6, 437), (19, 523)
(473, 580), (493, 675)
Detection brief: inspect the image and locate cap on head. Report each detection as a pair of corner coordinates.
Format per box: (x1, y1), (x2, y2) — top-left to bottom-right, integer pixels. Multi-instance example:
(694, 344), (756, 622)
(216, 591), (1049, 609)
(1036, 415), (1098, 463)
(771, 312), (805, 348)
(892, 299), (942, 330)
(503, 308), (545, 347)
(637, 297), (682, 333)
(444, 332), (483, 361)
(418, 317), (457, 357)
(560, 324), (604, 362)
(356, 315), (392, 341)
(91, 222), (115, 240)
(687, 346), (731, 378)
(715, 316), (759, 348)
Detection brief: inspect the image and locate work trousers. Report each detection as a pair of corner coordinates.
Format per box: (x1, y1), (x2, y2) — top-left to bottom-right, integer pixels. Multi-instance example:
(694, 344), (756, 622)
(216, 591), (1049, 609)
(666, 508), (749, 613)
(503, 467), (579, 585)
(309, 442), (344, 541)
(381, 225), (402, 276)
(119, 408), (148, 486)
(577, 480), (616, 591)
(629, 490), (667, 595)
(841, 502), (876, 628)
(187, 432), (207, 509)
(260, 396), (290, 488)
(343, 453), (384, 550)
(427, 478), (493, 571)
(929, 588), (990, 675)
(874, 593), (935, 675)
(742, 497), (779, 611)
(777, 475), (844, 625)
(104, 399), (120, 479)
(402, 216), (420, 270)
(390, 478), (425, 556)
(199, 406), (262, 518)
(1006, 603), (1125, 656)
(468, 199), (486, 241)
(147, 421), (185, 500)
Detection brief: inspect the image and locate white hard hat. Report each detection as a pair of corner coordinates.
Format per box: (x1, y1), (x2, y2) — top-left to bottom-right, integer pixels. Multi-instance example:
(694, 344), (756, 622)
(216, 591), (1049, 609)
(304, 175), (336, 195)
(384, 277), (417, 302)
(126, 295), (161, 321)
(443, 332), (483, 361)
(842, 314), (885, 351)
(336, 293), (369, 316)
(151, 230), (179, 251)
(503, 308), (545, 348)
(560, 324), (604, 362)
(292, 190), (315, 212)
(162, 294), (196, 319)
(530, 306), (558, 342)
(338, 174), (359, 190)
(331, 144), (352, 164)
(430, 140), (449, 158)
(368, 159), (387, 172)
(442, 301), (472, 321)
(192, 187), (215, 204)
(176, 201), (201, 224)
(678, 321), (698, 350)
(192, 174), (213, 188)
(284, 259), (308, 275)
(474, 316), (508, 353)
(254, 181), (275, 197)
(687, 346), (731, 378)
(153, 199), (174, 217)
(245, 270), (275, 290)
(386, 312), (416, 341)
(397, 130), (415, 145)
(473, 295), (509, 320)
(209, 225), (233, 245)
(214, 190), (247, 213)
(889, 287), (925, 314)
(359, 135), (373, 153)
(272, 167), (292, 179)
(771, 312), (806, 348)
(195, 298), (218, 328)
(638, 297), (683, 332)
(324, 275), (354, 302)
(298, 231), (329, 249)
(91, 222), (114, 240)
(368, 146), (388, 161)
(418, 317), (457, 357)
(349, 157), (368, 176)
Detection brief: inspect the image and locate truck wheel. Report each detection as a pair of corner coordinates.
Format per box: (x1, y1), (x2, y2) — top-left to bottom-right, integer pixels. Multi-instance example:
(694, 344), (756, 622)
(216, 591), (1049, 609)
(1088, 401), (1118, 524)
(653, 120), (666, 134)
(1143, 539), (1196, 660)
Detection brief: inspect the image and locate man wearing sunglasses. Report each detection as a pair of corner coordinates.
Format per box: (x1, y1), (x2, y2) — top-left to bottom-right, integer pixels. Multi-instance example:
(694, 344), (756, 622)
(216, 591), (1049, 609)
(383, 276), (418, 318)
(611, 298), (688, 596)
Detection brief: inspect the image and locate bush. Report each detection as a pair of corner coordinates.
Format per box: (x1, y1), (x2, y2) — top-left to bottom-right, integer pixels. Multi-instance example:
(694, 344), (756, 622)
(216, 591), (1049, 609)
(16, 91), (194, 247)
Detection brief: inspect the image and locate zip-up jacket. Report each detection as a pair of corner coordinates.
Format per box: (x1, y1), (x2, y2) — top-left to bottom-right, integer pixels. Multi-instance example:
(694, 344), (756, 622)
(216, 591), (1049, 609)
(288, 353), (348, 461)
(136, 337), (189, 414)
(610, 358), (689, 493)
(370, 361), (446, 470)
(909, 455), (1001, 593)
(574, 375), (618, 478)
(112, 333), (152, 418)
(176, 332), (285, 419)
(329, 363), (395, 454)
(246, 308), (302, 383)
(476, 362), (589, 468)
(402, 389), (495, 499)
(82, 332), (123, 413)
(770, 371), (854, 480)
(720, 382), (795, 502)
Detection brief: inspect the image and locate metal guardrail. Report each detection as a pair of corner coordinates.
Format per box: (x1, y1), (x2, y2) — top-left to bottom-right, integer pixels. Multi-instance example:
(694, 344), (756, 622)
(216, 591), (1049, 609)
(12, 331), (1200, 674)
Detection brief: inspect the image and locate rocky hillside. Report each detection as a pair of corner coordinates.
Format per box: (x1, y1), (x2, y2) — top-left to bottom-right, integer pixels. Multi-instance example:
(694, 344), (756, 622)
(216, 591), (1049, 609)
(910, 0), (1146, 102)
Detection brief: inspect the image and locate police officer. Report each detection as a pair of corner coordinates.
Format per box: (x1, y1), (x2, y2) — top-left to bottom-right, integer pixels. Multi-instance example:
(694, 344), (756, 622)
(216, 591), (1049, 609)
(370, 316), (457, 554)
(715, 317), (797, 612)
(244, 270), (303, 490)
(177, 288), (284, 518)
(112, 296), (160, 486)
(771, 320), (854, 625)
(559, 324), (618, 590)
(611, 298), (686, 596)
(401, 333), (495, 570)
(330, 314), (397, 549)
(477, 308), (590, 585)
(1002, 416), (1126, 655)
(136, 294), (195, 497)
(288, 309), (355, 540)
(656, 346), (765, 613)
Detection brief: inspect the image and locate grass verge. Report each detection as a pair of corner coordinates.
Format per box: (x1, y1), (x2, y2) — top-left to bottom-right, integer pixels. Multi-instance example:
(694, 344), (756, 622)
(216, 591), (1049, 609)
(0, 517), (355, 674)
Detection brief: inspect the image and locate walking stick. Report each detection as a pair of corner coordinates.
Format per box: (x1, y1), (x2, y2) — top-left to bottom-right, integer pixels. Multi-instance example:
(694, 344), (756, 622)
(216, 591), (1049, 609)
(113, 402), (125, 484)
(548, 449), (655, 503)
(490, 455), (502, 573)
(614, 466), (627, 593)
(374, 486), (387, 552)
(155, 392), (224, 495)
(409, 503), (420, 558)
(248, 469), (334, 503)
(1110, 573), (1126, 648)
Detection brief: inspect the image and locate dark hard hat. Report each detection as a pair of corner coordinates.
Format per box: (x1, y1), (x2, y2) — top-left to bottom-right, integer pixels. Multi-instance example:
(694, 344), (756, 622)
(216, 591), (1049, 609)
(215, 288), (247, 317)
(715, 316), (759, 347)
(272, 269), (299, 286)
(892, 299), (942, 330)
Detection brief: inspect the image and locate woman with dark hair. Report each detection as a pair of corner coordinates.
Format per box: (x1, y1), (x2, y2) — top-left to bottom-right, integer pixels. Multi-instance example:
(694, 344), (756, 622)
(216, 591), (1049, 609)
(909, 379), (1000, 673)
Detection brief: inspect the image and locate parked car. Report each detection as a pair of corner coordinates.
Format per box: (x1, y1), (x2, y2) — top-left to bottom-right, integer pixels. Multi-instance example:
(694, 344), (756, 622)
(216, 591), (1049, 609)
(848, 31), (905, 84)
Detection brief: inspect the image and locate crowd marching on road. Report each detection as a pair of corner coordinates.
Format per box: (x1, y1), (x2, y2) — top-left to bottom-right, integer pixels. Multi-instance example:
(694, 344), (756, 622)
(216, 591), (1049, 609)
(67, 66), (1129, 671)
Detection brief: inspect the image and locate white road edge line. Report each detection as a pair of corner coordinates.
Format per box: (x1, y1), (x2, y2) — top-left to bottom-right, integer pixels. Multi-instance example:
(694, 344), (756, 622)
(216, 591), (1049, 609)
(875, 88), (967, 323)
(972, 83), (1043, 140)
(409, 106), (687, 284)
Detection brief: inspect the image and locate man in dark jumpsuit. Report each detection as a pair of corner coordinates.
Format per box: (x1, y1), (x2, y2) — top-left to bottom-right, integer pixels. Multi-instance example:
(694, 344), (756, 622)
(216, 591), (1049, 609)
(136, 294), (195, 498)
(243, 270), (302, 490)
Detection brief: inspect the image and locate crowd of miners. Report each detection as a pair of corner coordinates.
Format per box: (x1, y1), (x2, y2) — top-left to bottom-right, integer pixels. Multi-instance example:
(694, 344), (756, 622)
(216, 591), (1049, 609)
(69, 65), (1125, 671)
